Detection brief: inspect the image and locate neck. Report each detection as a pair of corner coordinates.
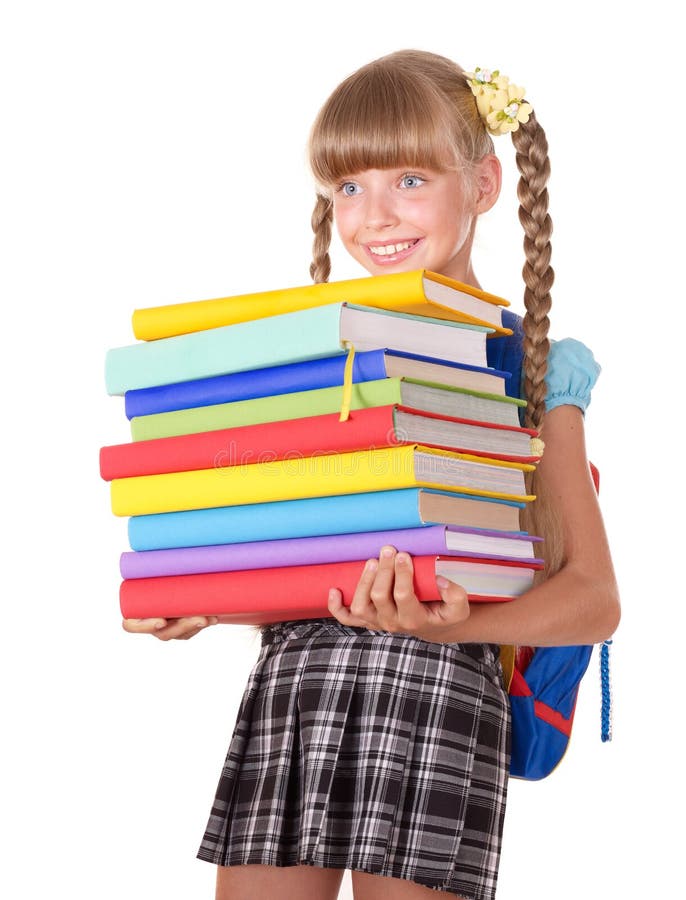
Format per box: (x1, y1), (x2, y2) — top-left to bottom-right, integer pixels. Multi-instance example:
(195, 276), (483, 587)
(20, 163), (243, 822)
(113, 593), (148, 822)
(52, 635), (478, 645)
(456, 261), (482, 290)
(435, 219), (482, 289)
(438, 255), (482, 291)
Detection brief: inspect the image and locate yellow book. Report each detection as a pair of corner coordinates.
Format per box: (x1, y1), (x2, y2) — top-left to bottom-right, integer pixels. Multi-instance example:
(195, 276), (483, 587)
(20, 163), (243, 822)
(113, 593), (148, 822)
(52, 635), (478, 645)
(132, 269), (511, 340)
(110, 444), (535, 517)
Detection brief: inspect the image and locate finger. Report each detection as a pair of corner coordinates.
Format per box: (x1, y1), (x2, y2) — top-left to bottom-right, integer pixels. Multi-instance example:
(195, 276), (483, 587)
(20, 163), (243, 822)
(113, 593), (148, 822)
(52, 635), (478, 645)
(349, 557), (380, 618)
(122, 617), (168, 634)
(153, 617), (214, 641)
(391, 552), (423, 630)
(367, 546), (399, 615)
(392, 552), (416, 605)
(177, 616), (220, 638)
(435, 576), (470, 623)
(328, 588), (374, 629)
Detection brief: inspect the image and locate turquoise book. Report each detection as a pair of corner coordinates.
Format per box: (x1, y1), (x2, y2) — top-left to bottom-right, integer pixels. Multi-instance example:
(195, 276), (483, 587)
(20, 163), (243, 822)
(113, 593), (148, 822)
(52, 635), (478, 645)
(105, 302), (493, 395)
(127, 488), (525, 551)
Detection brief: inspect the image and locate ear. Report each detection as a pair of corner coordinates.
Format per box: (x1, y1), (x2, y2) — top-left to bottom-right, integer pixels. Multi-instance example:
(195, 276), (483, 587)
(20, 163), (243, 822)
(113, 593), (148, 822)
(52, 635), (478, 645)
(473, 154), (501, 214)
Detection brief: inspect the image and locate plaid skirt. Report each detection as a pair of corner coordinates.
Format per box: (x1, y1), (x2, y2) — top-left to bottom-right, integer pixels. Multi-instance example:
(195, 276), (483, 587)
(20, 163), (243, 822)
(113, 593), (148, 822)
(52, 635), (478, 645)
(198, 619), (510, 900)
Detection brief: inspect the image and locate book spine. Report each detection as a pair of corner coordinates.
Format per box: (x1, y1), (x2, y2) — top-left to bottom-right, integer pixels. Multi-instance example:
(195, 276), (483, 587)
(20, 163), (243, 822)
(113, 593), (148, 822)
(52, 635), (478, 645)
(123, 349), (391, 419)
(126, 488), (435, 551)
(101, 406), (399, 480)
(129, 378), (403, 442)
(121, 524), (452, 578)
(132, 278), (353, 340)
(111, 445), (422, 516)
(105, 303), (344, 395)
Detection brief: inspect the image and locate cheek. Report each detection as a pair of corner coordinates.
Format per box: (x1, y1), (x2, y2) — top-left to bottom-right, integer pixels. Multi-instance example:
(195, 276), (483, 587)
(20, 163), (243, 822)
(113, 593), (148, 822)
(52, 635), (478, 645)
(438, 198), (474, 249)
(333, 208), (366, 257)
(332, 204), (353, 242)
(411, 194), (463, 233)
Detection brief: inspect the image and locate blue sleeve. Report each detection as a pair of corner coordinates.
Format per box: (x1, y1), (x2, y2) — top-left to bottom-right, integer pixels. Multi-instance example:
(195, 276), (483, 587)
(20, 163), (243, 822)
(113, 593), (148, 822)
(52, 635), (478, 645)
(545, 338), (601, 414)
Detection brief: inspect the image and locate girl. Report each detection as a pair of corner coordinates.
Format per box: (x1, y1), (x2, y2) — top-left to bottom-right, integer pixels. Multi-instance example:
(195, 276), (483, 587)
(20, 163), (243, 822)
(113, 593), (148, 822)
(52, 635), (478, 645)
(124, 50), (620, 900)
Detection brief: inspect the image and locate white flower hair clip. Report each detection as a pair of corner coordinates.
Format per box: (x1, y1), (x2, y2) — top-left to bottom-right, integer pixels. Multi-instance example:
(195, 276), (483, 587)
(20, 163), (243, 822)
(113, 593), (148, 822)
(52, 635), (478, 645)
(465, 67), (533, 135)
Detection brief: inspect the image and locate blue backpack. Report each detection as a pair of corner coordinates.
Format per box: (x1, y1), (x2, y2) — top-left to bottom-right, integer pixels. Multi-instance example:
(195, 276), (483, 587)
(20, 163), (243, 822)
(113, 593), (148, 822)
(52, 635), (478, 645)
(487, 312), (612, 780)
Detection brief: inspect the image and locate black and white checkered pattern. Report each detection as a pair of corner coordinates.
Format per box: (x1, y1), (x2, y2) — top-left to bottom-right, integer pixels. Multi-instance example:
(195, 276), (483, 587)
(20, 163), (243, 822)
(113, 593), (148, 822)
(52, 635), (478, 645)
(198, 620), (510, 900)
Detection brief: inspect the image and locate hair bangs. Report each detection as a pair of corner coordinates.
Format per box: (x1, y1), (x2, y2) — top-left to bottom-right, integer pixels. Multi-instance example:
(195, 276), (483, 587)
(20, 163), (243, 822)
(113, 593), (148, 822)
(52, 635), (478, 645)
(309, 64), (460, 190)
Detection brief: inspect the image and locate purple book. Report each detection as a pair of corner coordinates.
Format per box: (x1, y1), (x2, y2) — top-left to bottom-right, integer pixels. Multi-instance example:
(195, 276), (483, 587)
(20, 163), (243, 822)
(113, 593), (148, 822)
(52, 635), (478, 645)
(120, 524), (543, 579)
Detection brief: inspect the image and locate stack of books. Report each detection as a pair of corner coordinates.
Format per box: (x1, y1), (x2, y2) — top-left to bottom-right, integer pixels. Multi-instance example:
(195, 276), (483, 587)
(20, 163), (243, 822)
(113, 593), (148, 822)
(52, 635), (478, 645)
(101, 269), (544, 624)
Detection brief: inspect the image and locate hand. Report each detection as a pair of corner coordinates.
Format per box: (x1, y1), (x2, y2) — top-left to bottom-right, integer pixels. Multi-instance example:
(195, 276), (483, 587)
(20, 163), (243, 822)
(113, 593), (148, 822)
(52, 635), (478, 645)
(122, 616), (218, 641)
(327, 546), (470, 643)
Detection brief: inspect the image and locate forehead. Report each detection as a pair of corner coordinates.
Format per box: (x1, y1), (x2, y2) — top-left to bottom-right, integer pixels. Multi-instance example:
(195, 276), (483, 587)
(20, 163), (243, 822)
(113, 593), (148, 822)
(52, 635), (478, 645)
(339, 165), (460, 182)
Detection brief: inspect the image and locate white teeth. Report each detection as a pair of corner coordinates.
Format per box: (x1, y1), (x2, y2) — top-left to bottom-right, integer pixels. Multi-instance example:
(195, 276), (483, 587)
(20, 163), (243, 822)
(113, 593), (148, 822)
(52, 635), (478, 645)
(369, 240), (415, 256)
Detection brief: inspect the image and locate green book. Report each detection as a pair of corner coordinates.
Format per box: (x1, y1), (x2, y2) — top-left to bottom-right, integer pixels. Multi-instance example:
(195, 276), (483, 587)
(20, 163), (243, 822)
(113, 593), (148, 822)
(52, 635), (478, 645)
(131, 377), (525, 441)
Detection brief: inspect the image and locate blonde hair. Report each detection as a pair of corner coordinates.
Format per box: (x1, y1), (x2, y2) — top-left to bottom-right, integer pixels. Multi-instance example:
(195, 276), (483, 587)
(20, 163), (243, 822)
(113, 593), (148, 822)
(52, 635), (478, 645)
(308, 49), (562, 578)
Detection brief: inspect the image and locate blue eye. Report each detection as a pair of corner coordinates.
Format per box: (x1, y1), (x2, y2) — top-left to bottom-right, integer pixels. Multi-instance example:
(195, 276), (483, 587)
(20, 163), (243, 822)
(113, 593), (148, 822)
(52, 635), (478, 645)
(401, 174), (425, 188)
(340, 181), (361, 196)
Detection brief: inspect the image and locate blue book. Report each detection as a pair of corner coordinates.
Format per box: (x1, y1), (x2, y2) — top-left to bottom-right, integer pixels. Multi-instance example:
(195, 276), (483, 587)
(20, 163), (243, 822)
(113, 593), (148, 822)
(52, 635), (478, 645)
(105, 302), (493, 395)
(128, 488), (525, 551)
(124, 349), (511, 419)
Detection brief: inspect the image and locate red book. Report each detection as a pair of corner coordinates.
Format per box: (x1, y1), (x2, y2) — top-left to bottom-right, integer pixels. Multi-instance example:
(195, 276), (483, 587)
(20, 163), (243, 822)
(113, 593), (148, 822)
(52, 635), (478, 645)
(100, 404), (538, 480)
(119, 555), (541, 624)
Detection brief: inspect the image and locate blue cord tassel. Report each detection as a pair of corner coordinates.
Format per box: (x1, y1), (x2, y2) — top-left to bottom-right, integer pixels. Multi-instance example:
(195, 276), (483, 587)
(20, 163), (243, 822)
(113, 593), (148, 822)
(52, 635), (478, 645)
(600, 639), (613, 742)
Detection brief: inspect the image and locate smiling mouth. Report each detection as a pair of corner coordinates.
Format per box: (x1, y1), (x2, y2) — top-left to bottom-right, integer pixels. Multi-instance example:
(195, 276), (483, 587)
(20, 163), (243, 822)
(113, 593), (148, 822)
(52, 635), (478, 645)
(368, 239), (420, 257)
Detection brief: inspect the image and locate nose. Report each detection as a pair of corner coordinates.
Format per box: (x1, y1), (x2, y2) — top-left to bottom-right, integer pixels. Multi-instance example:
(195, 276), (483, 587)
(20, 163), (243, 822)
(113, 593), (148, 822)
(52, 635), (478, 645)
(363, 186), (400, 231)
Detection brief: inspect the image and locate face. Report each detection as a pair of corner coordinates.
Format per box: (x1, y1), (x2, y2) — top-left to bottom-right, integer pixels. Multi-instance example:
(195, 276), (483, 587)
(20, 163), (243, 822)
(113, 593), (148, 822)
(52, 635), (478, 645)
(331, 166), (479, 283)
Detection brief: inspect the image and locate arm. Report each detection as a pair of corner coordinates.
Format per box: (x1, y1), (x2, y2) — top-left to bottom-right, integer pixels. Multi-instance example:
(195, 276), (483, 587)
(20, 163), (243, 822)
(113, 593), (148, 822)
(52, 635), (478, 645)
(122, 616), (218, 641)
(329, 405), (620, 646)
(444, 404), (620, 645)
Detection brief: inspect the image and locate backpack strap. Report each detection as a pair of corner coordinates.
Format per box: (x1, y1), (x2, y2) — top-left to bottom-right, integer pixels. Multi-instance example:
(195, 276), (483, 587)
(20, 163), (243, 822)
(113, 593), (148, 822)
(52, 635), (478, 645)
(600, 639), (613, 742)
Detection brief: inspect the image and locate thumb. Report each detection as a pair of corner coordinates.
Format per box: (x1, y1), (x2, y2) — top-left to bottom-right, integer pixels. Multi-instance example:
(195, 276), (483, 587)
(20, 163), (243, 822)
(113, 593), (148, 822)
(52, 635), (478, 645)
(435, 576), (470, 620)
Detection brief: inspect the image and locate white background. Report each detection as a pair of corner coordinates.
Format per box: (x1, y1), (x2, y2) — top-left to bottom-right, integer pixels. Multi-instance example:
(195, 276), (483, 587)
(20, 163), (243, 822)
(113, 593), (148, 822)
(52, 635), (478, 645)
(1, 2), (682, 898)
